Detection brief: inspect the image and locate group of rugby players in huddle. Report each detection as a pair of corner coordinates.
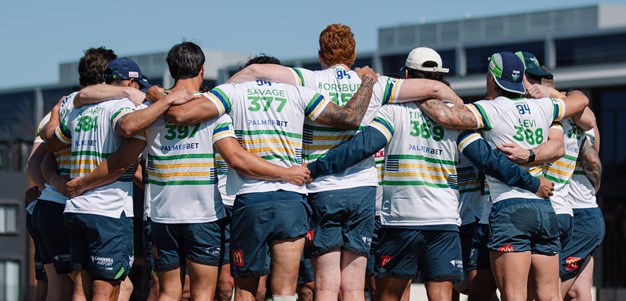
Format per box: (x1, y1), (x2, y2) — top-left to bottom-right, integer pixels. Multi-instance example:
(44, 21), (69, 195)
(25, 23), (603, 301)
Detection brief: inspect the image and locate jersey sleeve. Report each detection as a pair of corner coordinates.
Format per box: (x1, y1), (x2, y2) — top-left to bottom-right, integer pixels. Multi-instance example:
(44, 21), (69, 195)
(549, 121), (563, 132)
(302, 87), (331, 121)
(34, 112), (52, 143)
(212, 114), (237, 143)
(368, 105), (395, 143)
(55, 118), (72, 144)
(375, 76), (403, 105)
(205, 84), (235, 115)
(111, 99), (146, 141)
(548, 97), (566, 122)
(584, 128), (596, 145)
(465, 100), (494, 130)
(290, 67), (316, 87)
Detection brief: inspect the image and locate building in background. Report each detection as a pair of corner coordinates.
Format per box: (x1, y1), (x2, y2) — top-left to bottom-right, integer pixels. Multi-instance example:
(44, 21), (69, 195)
(1, 4), (625, 300)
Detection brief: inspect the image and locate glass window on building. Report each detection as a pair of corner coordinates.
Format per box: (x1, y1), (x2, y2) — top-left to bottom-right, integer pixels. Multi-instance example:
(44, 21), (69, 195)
(555, 33), (626, 67)
(0, 261), (20, 301)
(597, 88), (626, 172)
(380, 54), (406, 77)
(0, 205), (17, 234)
(352, 57), (373, 69)
(465, 41), (544, 75)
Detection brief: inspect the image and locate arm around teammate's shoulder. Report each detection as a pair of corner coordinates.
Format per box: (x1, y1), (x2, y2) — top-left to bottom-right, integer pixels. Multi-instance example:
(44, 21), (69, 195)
(228, 64), (297, 85)
(416, 99), (480, 130)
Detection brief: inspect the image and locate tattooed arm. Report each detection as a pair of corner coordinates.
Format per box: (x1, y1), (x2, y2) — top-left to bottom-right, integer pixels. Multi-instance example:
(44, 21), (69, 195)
(314, 67), (377, 129)
(416, 98), (479, 130)
(580, 137), (602, 192)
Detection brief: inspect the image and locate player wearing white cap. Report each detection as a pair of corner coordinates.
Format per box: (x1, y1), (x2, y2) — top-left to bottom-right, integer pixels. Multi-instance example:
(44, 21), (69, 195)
(414, 51), (589, 301)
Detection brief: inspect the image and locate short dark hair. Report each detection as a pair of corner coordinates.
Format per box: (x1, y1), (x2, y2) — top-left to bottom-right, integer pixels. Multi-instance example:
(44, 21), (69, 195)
(244, 54), (281, 68)
(167, 42), (205, 80)
(78, 47), (116, 87)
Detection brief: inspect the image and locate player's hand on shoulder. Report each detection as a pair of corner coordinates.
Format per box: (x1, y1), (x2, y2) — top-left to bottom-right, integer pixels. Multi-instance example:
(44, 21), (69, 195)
(127, 89), (147, 106)
(146, 85), (166, 103)
(64, 177), (84, 198)
(165, 88), (201, 106)
(496, 142), (530, 164)
(354, 66), (378, 80)
(526, 83), (551, 99)
(535, 176), (554, 199)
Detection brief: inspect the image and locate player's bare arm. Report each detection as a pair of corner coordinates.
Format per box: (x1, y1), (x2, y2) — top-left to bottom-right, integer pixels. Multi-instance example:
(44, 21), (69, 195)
(115, 88), (199, 137)
(40, 96), (65, 142)
(65, 138), (147, 197)
(497, 127), (565, 165)
(214, 137), (310, 186)
(580, 138), (602, 192)
(416, 98), (479, 129)
(314, 67), (376, 129)
(228, 64), (297, 85)
(526, 84), (590, 119)
(74, 84), (146, 107)
(571, 107), (596, 132)
(397, 79), (464, 105)
(26, 142), (48, 190)
(40, 152), (68, 195)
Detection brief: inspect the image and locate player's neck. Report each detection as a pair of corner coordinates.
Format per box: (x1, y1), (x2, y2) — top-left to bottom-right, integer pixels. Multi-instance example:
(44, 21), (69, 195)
(172, 78), (201, 93)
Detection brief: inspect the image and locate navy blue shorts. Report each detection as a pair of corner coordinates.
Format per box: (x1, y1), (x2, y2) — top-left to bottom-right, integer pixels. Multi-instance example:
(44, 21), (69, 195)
(222, 205), (233, 265)
(560, 208), (605, 281)
(64, 212), (133, 281)
(152, 218), (228, 271)
(143, 219), (154, 272)
(230, 190), (310, 278)
(26, 211), (46, 280)
(460, 222), (479, 273)
(467, 224), (491, 271)
(488, 198), (560, 255)
(376, 227), (464, 282)
(33, 201), (72, 274)
(298, 254), (314, 285)
(308, 186), (376, 257)
(557, 214), (574, 278)
(366, 216), (382, 277)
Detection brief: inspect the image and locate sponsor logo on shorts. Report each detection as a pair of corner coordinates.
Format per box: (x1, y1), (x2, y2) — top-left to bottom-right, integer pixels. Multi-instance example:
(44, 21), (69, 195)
(91, 256), (114, 268)
(450, 260), (463, 268)
(381, 256), (393, 267)
(566, 256), (582, 271)
(362, 236), (372, 247)
(232, 249), (244, 267)
(305, 230), (314, 247)
(205, 247), (221, 256)
(53, 254), (71, 263)
(498, 244), (514, 252)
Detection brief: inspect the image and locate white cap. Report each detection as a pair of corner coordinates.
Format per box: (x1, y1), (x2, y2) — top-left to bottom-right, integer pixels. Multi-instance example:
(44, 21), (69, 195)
(404, 47), (449, 73)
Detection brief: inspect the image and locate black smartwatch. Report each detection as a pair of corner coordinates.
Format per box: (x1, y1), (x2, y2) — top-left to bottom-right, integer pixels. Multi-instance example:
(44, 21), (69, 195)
(527, 149), (536, 164)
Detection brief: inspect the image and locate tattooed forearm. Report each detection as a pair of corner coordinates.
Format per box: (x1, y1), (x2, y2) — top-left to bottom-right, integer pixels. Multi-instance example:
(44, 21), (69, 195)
(320, 75), (375, 129)
(580, 138), (602, 191)
(417, 99), (478, 130)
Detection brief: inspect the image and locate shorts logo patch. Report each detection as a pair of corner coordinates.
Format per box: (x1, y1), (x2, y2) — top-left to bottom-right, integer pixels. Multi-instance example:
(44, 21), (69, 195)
(53, 254), (71, 263)
(305, 230), (315, 247)
(232, 249), (245, 267)
(450, 260), (463, 268)
(566, 256), (582, 271)
(381, 256), (393, 267)
(153, 244), (161, 261)
(498, 244), (514, 252)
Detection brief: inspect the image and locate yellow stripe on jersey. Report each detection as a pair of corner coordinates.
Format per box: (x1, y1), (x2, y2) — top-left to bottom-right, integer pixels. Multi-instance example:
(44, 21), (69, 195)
(244, 146), (296, 156)
(148, 171), (213, 178)
(384, 78), (403, 104)
(152, 162), (212, 169)
(55, 127), (71, 144)
(457, 131), (482, 152)
(384, 171), (448, 182)
(394, 163), (455, 174)
(370, 118), (394, 141)
(465, 105), (485, 129)
(551, 98), (566, 121)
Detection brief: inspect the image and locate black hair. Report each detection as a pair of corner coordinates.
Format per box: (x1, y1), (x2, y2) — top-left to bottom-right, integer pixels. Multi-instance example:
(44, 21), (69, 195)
(166, 42), (205, 80)
(405, 61), (450, 86)
(494, 84), (524, 99)
(78, 47), (116, 87)
(242, 54), (282, 70)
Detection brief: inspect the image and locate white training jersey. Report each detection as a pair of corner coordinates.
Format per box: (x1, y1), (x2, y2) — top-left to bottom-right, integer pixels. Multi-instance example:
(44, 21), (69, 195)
(215, 152), (235, 207)
(543, 120), (579, 215)
(374, 149), (385, 216)
(457, 153), (483, 225)
(144, 105), (234, 223)
(56, 98), (142, 218)
(206, 81), (331, 195)
(370, 103), (462, 227)
(567, 129), (598, 209)
(291, 65), (403, 193)
(467, 96), (566, 203)
(39, 93), (75, 204)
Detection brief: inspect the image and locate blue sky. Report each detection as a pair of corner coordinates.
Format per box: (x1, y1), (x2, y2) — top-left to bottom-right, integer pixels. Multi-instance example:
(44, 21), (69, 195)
(1, 0), (624, 89)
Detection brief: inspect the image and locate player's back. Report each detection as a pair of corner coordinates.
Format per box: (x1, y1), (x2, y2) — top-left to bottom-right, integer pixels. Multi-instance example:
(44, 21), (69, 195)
(373, 102), (461, 227)
(59, 98), (137, 217)
(207, 80), (328, 195)
(468, 96), (564, 203)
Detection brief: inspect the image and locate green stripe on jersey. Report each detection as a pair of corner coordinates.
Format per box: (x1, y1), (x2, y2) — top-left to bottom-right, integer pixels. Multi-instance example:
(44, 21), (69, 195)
(303, 125), (365, 132)
(387, 154), (456, 166)
(563, 154), (578, 161)
(544, 174), (570, 184)
(260, 154), (300, 163)
(71, 151), (111, 158)
(150, 153), (215, 160)
(236, 129), (302, 139)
